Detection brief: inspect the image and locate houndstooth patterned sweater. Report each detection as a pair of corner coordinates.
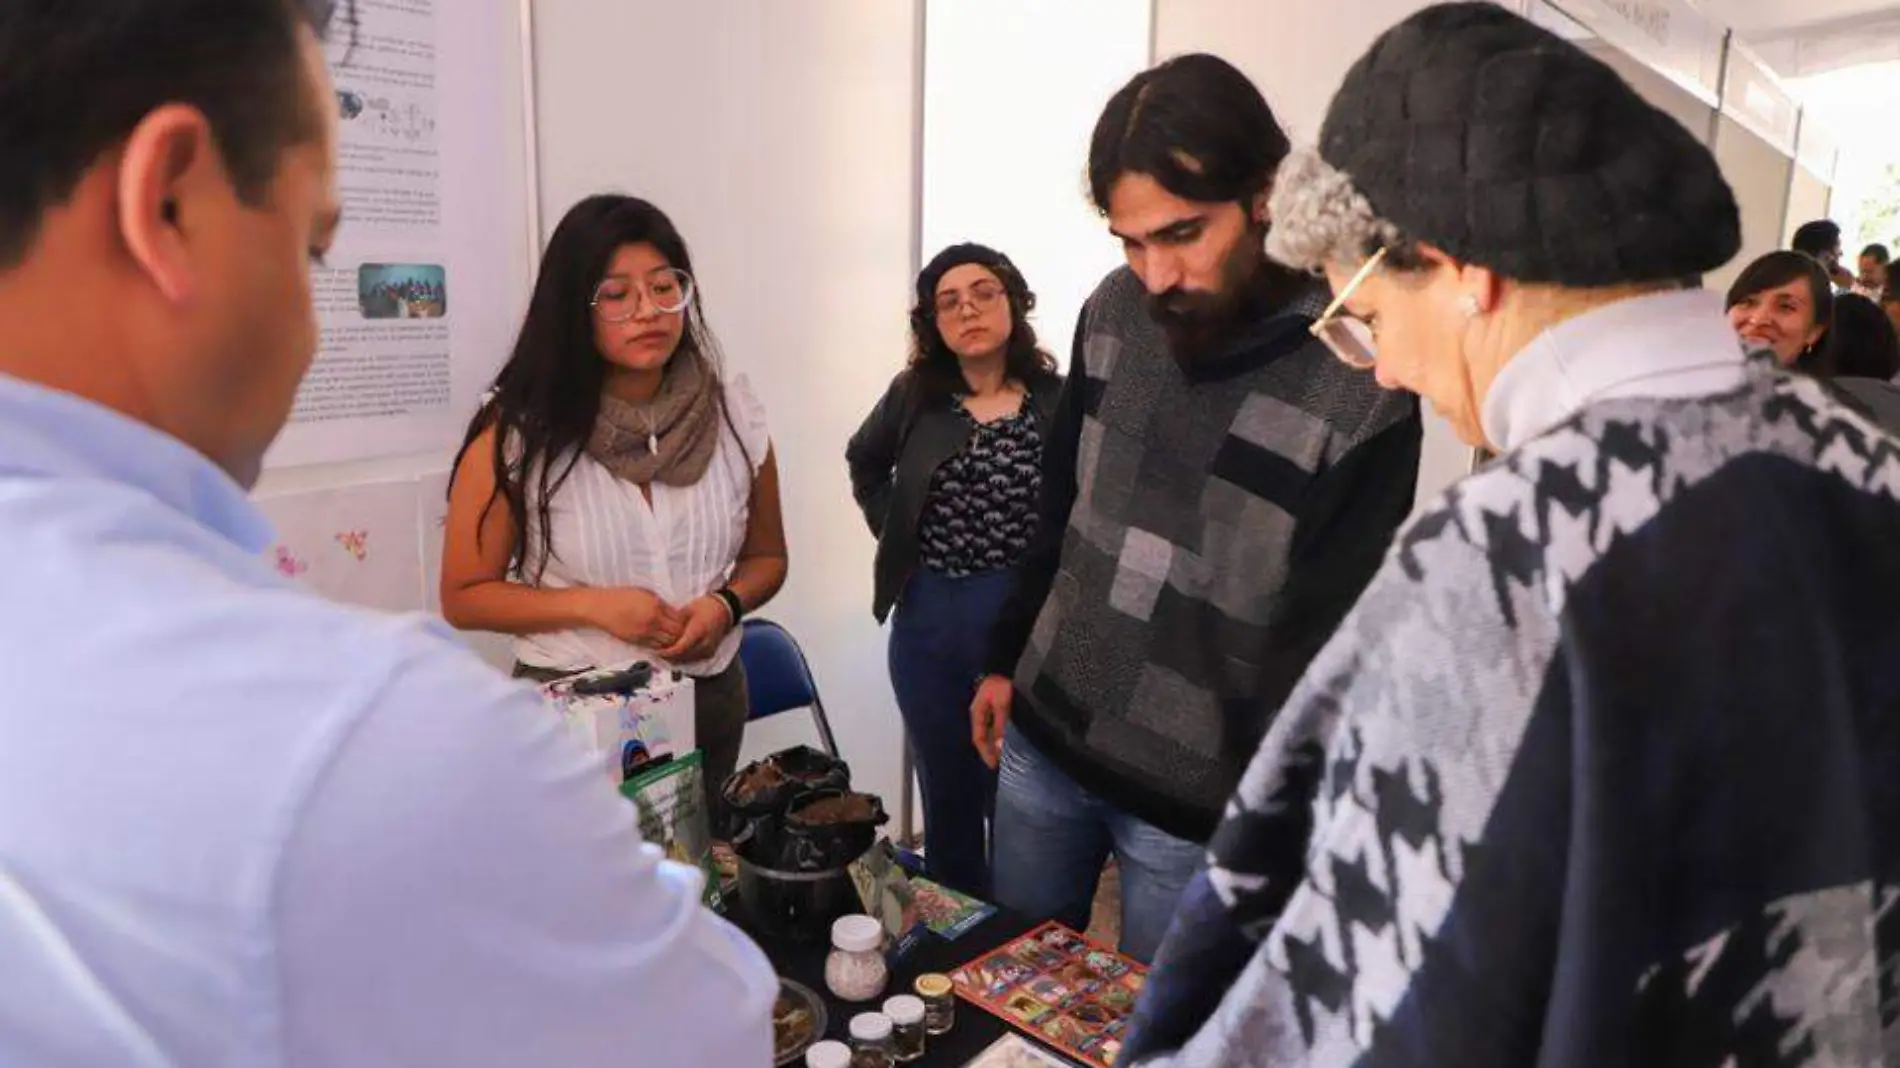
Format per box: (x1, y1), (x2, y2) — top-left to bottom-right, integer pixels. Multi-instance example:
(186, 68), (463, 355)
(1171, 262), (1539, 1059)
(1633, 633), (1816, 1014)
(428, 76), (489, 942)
(1125, 295), (1900, 1066)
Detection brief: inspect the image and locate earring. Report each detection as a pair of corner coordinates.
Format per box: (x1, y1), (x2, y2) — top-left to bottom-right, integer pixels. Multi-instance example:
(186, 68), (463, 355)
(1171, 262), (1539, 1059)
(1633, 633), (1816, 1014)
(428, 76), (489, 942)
(1458, 293), (1482, 320)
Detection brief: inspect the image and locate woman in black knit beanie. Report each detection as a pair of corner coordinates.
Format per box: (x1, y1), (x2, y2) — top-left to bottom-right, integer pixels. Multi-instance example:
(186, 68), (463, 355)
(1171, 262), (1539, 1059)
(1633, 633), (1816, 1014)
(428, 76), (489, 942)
(1124, 4), (1900, 1066)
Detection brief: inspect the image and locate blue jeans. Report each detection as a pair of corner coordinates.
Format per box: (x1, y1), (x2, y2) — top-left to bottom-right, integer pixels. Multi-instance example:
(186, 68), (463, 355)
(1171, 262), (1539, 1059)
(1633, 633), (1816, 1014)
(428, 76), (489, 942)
(887, 568), (1013, 898)
(992, 722), (1206, 963)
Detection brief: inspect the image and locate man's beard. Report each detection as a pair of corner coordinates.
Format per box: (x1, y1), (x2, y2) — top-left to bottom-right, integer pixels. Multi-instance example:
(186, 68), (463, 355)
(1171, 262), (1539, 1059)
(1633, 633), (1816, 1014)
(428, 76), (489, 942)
(1146, 224), (1288, 370)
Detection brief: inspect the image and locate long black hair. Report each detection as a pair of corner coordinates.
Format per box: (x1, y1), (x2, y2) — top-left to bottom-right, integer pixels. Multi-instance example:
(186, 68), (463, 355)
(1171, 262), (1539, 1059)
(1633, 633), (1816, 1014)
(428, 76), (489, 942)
(905, 244), (1057, 416)
(1726, 251), (1835, 372)
(449, 194), (735, 580)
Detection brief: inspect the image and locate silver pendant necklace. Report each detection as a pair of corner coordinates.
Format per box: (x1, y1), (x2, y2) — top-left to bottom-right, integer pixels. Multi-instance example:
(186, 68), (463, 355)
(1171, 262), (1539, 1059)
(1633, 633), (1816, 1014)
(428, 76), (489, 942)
(639, 408), (658, 456)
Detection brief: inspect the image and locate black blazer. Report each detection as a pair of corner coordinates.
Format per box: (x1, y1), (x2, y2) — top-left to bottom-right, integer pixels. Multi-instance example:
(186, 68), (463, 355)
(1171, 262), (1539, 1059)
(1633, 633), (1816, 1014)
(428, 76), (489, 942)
(845, 368), (1063, 622)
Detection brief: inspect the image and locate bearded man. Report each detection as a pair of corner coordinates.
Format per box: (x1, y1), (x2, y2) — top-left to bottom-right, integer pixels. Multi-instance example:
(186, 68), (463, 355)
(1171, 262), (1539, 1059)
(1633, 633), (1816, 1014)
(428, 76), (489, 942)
(970, 54), (1422, 962)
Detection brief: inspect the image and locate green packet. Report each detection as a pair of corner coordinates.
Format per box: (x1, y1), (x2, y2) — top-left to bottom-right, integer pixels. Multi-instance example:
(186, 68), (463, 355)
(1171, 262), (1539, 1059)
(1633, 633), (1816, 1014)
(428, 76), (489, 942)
(620, 750), (725, 911)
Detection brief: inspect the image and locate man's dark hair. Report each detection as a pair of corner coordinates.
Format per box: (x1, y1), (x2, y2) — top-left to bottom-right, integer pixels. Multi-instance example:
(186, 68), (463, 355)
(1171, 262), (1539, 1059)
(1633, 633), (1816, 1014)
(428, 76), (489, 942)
(1087, 53), (1291, 214)
(0, 1), (347, 267)
(1862, 243), (1891, 266)
(1791, 220), (1844, 259)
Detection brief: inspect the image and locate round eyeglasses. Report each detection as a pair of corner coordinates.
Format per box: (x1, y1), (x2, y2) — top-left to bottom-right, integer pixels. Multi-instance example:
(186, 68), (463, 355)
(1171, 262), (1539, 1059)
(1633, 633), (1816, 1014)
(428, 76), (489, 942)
(1309, 246), (1386, 370)
(933, 281), (1006, 318)
(592, 268), (694, 323)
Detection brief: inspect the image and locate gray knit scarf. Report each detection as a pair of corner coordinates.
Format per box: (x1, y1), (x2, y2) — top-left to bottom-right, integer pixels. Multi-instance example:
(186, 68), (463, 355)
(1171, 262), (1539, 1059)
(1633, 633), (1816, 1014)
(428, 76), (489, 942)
(585, 350), (721, 486)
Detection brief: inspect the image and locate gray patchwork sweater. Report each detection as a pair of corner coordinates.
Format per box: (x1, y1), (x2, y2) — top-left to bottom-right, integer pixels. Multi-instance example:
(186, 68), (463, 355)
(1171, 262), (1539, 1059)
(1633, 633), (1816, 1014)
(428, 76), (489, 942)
(987, 267), (1421, 842)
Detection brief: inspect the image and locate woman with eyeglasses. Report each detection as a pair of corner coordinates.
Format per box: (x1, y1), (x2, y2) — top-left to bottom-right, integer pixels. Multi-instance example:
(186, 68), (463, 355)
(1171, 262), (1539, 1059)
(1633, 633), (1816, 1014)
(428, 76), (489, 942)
(441, 195), (787, 809)
(1124, 5), (1900, 1066)
(845, 243), (1061, 896)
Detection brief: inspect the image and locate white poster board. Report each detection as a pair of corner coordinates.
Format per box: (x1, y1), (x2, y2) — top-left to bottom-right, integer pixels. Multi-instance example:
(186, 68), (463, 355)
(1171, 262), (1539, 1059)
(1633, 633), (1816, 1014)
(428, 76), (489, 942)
(255, 480), (428, 612)
(418, 470), (451, 612)
(267, 0), (529, 468)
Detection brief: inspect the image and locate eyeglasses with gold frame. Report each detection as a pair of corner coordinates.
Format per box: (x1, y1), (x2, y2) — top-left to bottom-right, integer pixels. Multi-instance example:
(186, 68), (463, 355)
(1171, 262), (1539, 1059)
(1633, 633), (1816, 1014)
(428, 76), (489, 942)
(1309, 246), (1387, 369)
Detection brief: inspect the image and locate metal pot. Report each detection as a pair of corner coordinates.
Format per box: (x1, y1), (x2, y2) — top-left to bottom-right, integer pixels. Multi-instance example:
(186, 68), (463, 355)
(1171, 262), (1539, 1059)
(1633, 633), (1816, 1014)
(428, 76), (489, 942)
(735, 854), (860, 943)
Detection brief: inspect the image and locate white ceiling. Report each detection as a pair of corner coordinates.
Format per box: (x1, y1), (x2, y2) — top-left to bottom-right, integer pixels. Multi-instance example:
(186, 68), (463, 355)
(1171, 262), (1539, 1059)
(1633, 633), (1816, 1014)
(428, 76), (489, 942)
(1699, 0), (1900, 77)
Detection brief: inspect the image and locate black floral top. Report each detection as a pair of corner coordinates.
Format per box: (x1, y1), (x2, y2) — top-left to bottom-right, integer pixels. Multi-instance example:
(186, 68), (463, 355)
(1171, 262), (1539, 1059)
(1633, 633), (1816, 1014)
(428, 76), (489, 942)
(916, 398), (1043, 577)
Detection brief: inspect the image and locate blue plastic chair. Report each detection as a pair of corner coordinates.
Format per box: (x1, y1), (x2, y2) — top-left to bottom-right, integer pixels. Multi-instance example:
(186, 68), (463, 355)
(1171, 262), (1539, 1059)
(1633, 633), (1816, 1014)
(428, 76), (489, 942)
(736, 619), (840, 757)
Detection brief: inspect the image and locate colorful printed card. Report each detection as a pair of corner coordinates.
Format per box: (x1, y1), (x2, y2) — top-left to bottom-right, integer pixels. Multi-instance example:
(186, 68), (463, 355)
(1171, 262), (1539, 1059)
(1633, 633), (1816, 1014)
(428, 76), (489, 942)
(910, 875), (999, 941)
(538, 665), (696, 784)
(620, 751), (723, 911)
(847, 838), (927, 961)
(949, 922), (1146, 1068)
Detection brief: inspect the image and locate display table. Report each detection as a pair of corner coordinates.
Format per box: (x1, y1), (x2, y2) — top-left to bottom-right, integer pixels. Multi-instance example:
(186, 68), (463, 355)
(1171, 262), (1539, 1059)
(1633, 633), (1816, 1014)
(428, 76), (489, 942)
(743, 908), (1051, 1066)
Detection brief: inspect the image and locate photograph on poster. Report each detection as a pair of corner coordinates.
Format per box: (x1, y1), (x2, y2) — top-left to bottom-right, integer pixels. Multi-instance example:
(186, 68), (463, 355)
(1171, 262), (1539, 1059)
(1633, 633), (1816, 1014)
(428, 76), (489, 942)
(255, 481), (426, 615)
(359, 263), (448, 319)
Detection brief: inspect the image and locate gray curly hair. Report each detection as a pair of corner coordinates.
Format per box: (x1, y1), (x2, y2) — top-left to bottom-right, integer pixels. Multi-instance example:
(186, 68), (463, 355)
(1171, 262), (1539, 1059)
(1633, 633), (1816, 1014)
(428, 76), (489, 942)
(1265, 146), (1405, 274)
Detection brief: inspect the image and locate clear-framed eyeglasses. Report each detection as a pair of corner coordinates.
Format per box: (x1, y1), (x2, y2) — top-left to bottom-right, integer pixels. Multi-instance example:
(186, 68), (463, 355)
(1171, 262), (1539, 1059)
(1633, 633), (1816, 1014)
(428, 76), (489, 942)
(933, 280), (1006, 318)
(592, 268), (695, 323)
(1309, 246), (1387, 370)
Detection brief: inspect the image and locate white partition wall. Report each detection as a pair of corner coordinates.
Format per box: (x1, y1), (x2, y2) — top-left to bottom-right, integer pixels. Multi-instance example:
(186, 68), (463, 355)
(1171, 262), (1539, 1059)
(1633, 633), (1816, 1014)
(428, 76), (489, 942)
(1154, 0), (1453, 142)
(1538, 0), (1725, 106)
(921, 0), (1153, 360)
(1784, 117), (1839, 246)
(1784, 169), (1834, 247)
(1710, 117), (1798, 292)
(1709, 46), (1802, 292)
(532, 0), (922, 806)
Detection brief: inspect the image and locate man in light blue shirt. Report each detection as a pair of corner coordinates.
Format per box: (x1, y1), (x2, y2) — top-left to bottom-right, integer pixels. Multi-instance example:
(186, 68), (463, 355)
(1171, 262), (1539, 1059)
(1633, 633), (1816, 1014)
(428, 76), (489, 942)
(0, 3), (775, 1064)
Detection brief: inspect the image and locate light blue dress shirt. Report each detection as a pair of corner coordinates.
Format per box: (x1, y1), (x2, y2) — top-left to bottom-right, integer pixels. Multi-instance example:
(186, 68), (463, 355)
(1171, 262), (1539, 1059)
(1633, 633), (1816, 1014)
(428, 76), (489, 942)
(0, 373), (775, 1066)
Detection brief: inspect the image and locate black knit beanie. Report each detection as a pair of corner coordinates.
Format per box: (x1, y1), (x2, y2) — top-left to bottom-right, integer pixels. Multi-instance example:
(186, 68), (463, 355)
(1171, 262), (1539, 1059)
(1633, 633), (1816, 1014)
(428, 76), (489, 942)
(1318, 2), (1740, 286)
(916, 243), (1018, 308)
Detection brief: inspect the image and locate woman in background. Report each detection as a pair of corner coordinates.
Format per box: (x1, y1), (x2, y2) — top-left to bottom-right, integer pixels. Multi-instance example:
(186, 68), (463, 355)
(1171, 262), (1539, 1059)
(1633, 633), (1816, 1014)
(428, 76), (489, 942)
(1726, 250), (1834, 371)
(846, 243), (1061, 896)
(1826, 293), (1900, 431)
(1828, 292), (1900, 382)
(442, 195), (787, 806)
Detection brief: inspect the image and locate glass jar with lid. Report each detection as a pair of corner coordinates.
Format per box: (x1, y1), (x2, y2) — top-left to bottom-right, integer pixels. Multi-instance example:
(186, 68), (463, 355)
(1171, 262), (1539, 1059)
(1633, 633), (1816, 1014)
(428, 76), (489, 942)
(913, 973), (956, 1035)
(848, 1012), (895, 1068)
(882, 994), (927, 1062)
(824, 915), (889, 1002)
(805, 1039), (851, 1068)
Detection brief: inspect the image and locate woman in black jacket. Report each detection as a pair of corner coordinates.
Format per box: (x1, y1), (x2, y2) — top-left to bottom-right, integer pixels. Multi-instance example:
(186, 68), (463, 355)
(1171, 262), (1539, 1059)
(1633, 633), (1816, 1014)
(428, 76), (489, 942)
(846, 243), (1061, 896)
